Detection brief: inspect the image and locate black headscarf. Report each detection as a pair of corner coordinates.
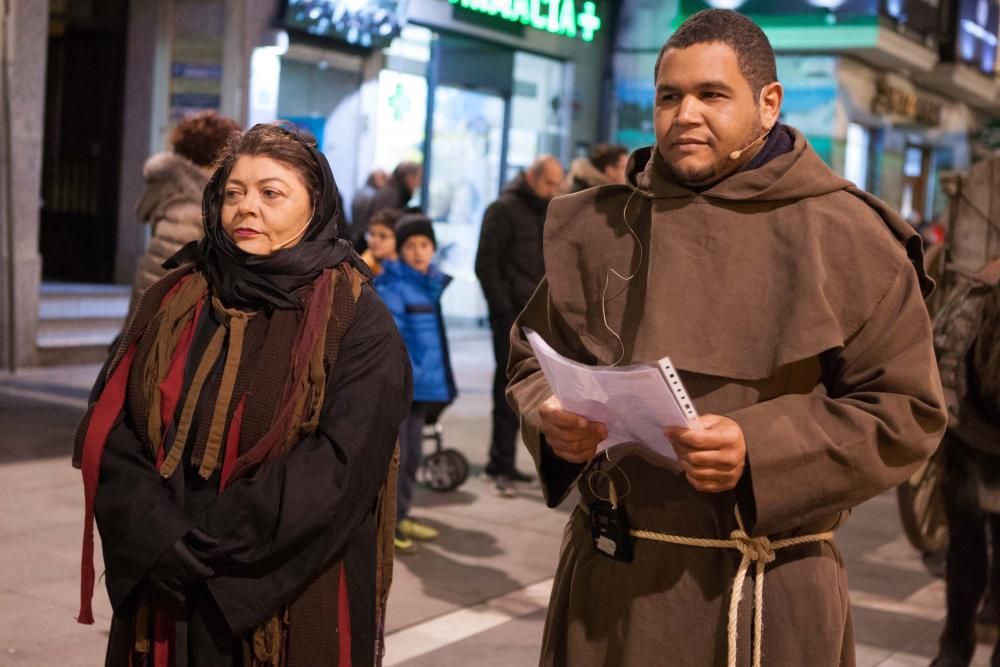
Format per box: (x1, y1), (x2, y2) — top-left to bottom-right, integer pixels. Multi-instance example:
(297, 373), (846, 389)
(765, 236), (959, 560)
(169, 124), (371, 311)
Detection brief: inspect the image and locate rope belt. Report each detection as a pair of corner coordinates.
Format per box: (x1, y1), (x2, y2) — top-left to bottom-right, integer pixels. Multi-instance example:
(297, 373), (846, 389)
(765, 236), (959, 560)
(630, 509), (834, 667)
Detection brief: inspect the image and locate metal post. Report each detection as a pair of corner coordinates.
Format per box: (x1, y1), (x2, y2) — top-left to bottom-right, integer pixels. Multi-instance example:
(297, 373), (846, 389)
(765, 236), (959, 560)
(419, 33), (440, 211)
(1, 0), (14, 371)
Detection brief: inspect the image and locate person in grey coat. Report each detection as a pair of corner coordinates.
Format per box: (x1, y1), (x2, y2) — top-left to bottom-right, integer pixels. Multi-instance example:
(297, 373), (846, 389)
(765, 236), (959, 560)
(129, 111), (239, 314)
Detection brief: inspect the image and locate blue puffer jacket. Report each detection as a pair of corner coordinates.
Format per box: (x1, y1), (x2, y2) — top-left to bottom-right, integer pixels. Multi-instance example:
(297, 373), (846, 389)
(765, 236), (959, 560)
(374, 260), (457, 404)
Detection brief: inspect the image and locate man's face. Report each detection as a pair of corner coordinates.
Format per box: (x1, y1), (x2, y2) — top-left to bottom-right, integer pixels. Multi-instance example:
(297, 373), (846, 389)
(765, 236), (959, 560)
(526, 161), (565, 200)
(654, 42), (774, 188)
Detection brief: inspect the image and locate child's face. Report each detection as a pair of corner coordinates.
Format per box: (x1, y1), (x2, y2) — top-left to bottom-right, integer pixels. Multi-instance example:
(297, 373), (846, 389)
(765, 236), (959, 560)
(400, 235), (435, 274)
(366, 223), (396, 261)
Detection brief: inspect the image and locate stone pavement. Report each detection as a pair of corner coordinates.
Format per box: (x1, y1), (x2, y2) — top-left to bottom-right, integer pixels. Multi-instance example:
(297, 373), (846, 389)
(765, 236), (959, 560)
(0, 325), (993, 666)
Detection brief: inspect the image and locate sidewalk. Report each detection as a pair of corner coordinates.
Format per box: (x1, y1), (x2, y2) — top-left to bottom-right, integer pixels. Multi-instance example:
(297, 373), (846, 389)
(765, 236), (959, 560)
(0, 326), (993, 666)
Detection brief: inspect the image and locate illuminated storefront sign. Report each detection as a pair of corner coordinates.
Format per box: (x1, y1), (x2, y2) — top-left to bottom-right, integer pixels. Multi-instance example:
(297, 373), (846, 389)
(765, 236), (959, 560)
(448, 0), (603, 42)
(282, 0), (408, 49)
(953, 0), (999, 75)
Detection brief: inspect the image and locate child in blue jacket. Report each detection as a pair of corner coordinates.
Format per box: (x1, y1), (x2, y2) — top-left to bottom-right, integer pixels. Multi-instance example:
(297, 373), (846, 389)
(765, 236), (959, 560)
(374, 212), (457, 552)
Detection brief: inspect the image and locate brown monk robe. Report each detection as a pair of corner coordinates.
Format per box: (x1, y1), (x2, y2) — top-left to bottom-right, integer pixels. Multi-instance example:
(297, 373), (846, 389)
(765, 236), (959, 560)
(506, 127), (948, 666)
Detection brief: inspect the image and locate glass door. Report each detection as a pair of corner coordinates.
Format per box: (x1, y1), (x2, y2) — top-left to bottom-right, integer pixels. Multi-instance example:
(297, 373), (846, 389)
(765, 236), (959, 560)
(426, 85), (506, 322)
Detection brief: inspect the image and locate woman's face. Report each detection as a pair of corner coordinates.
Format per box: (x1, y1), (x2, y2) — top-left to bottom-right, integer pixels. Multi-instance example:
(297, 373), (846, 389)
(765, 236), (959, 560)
(221, 155), (313, 255)
(366, 223), (397, 261)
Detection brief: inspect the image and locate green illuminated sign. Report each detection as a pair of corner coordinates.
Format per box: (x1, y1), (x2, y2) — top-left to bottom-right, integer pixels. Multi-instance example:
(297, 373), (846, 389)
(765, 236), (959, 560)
(449, 0), (603, 42)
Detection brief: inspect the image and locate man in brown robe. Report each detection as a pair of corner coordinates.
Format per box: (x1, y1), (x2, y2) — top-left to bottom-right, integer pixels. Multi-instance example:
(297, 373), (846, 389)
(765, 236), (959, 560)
(506, 10), (947, 666)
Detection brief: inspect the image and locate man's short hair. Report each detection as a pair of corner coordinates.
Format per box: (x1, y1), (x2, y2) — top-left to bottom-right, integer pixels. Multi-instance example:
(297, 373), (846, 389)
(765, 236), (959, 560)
(654, 9), (777, 99)
(589, 144), (628, 172)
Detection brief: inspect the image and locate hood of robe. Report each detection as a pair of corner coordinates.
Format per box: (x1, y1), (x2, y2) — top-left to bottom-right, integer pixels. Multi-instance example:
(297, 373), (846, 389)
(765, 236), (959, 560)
(543, 126), (931, 380)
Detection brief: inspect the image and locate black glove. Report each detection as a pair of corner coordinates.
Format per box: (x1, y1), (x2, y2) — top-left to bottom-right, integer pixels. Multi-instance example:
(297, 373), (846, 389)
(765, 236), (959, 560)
(147, 535), (214, 603)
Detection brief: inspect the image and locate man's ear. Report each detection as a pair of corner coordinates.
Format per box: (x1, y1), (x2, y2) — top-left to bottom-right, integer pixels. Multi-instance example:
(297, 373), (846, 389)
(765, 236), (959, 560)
(759, 81), (783, 131)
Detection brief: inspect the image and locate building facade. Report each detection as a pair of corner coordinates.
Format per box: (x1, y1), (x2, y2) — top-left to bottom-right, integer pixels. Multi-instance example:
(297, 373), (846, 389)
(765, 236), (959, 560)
(0, 0), (617, 368)
(252, 0), (616, 320)
(611, 0), (1000, 224)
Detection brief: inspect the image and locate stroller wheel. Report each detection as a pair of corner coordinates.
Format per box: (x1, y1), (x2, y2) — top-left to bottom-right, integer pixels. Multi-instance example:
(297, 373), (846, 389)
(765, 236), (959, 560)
(420, 449), (469, 492)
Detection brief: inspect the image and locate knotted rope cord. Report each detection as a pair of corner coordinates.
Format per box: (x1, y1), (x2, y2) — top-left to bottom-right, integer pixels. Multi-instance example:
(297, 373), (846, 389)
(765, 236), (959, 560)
(630, 508), (833, 667)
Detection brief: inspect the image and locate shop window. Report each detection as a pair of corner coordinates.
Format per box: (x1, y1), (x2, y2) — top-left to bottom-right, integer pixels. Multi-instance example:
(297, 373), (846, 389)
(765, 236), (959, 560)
(372, 69), (428, 177)
(900, 145), (931, 225)
(844, 123), (871, 189)
(507, 52), (571, 181)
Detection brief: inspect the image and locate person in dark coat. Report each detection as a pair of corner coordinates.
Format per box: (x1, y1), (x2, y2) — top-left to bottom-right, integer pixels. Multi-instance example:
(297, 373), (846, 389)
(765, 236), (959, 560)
(353, 162), (421, 253)
(374, 213), (457, 551)
(563, 143), (628, 194)
(374, 162), (421, 212)
(474, 155), (564, 496)
(350, 168), (388, 231)
(931, 259), (1000, 667)
(74, 123), (411, 666)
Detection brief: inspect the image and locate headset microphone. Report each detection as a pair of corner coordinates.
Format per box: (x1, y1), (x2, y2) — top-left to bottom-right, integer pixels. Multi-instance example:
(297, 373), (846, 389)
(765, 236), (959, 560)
(269, 207), (315, 252)
(729, 130), (771, 161)
(270, 223), (309, 252)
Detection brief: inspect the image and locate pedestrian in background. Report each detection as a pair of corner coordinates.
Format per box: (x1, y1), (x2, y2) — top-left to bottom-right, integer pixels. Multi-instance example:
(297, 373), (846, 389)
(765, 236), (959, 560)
(507, 10), (945, 665)
(370, 163), (421, 223)
(375, 213), (457, 552)
(75, 123), (411, 665)
(474, 155), (564, 497)
(351, 168), (388, 230)
(128, 110), (240, 315)
(360, 207), (402, 276)
(931, 259), (1000, 667)
(564, 143), (629, 194)
(354, 162), (422, 253)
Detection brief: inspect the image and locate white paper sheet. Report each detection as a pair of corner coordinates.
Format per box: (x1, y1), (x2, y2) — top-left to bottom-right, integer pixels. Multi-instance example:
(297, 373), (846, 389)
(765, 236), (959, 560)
(525, 330), (701, 461)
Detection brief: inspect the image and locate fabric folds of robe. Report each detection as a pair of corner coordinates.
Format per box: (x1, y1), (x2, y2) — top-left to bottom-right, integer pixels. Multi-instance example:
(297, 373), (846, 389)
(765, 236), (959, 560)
(505, 127), (947, 666)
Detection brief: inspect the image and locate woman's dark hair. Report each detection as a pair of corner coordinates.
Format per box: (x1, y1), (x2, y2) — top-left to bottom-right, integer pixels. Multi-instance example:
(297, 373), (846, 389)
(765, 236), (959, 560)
(369, 207), (404, 232)
(590, 144), (628, 172)
(170, 111), (241, 167)
(212, 123), (322, 205)
(655, 9), (777, 99)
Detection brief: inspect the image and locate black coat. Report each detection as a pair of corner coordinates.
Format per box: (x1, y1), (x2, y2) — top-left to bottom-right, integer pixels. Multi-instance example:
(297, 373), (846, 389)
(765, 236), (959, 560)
(475, 174), (549, 321)
(350, 183), (378, 230)
(369, 178), (413, 220)
(94, 285), (411, 666)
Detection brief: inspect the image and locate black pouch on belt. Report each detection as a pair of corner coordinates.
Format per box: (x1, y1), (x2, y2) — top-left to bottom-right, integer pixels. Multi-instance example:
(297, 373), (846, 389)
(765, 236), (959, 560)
(589, 498), (633, 562)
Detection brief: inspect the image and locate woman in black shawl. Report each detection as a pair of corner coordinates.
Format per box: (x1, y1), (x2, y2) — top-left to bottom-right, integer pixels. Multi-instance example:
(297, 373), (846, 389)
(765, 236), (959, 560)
(73, 123), (411, 666)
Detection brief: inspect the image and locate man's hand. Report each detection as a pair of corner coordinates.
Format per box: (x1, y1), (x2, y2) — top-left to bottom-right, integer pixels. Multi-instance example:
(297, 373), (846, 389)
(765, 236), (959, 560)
(538, 396), (607, 464)
(667, 414), (746, 493)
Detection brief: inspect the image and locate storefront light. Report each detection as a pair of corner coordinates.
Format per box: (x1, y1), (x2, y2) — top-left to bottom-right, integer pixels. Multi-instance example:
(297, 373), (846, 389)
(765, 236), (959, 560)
(961, 18), (999, 46)
(448, 0), (603, 42)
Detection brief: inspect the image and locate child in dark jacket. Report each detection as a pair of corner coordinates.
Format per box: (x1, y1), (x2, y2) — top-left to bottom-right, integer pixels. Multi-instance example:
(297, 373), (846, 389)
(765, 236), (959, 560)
(374, 213), (457, 552)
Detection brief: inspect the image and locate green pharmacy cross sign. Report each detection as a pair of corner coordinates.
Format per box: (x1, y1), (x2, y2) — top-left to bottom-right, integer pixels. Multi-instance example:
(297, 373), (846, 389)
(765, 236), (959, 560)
(449, 0), (603, 42)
